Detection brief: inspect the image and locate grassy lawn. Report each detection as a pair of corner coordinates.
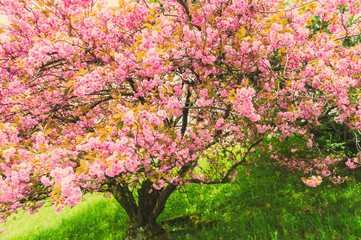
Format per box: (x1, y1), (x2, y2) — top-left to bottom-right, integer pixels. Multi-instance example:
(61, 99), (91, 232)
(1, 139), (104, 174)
(3, 164), (361, 239)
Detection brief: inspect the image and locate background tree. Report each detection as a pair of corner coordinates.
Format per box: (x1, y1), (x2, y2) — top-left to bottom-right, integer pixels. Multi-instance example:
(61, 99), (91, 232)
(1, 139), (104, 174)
(1, 0), (361, 239)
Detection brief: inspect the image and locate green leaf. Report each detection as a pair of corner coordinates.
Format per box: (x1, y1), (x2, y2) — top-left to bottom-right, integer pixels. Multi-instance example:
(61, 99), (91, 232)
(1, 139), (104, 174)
(117, 121), (124, 131)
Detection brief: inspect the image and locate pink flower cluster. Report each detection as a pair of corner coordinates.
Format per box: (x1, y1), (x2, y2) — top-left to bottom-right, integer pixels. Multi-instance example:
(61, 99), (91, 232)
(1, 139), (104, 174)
(302, 176), (322, 187)
(346, 158), (358, 169)
(233, 88), (260, 122)
(1, 0), (361, 229)
(50, 167), (82, 210)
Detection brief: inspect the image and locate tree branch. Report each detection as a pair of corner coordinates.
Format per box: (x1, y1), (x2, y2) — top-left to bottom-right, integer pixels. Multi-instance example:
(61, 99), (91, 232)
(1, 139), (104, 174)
(181, 89), (192, 136)
(111, 184), (138, 219)
(190, 138), (263, 184)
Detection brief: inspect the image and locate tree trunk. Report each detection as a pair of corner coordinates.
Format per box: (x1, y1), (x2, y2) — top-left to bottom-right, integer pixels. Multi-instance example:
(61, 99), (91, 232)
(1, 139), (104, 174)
(124, 216), (169, 240)
(110, 181), (177, 240)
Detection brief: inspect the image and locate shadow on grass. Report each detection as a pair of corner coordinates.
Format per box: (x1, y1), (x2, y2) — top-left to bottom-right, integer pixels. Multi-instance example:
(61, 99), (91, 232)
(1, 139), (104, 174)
(3, 164), (361, 239)
(160, 164), (361, 240)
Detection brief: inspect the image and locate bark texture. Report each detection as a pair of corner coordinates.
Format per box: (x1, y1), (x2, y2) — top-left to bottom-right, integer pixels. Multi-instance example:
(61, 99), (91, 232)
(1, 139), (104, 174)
(111, 181), (176, 240)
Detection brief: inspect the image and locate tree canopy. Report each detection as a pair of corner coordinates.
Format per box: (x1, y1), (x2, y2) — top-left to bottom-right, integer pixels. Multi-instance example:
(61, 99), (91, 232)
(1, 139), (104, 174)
(1, 0), (361, 238)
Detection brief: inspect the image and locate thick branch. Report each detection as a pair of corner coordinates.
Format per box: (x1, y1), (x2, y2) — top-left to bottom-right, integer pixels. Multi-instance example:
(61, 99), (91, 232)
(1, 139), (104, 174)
(176, 0), (201, 31)
(137, 180), (159, 218)
(181, 89), (192, 136)
(40, 58), (66, 69)
(126, 78), (146, 104)
(176, 0), (191, 19)
(111, 184), (138, 219)
(51, 96), (113, 123)
(151, 184), (177, 219)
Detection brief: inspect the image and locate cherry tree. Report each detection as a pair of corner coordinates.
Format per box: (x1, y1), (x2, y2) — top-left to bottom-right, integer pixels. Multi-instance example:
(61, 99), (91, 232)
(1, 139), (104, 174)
(1, 0), (361, 238)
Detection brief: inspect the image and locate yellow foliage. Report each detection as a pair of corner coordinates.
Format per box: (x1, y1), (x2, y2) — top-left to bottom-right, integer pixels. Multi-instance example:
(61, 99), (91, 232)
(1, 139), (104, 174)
(78, 68), (88, 74)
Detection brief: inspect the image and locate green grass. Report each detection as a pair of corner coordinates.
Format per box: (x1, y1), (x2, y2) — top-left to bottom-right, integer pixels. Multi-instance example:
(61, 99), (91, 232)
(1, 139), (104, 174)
(1, 194), (127, 240)
(3, 164), (361, 239)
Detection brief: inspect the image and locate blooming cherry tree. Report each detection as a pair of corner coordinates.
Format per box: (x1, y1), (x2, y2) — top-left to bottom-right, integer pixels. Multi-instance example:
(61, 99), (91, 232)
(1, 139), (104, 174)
(1, 0), (361, 238)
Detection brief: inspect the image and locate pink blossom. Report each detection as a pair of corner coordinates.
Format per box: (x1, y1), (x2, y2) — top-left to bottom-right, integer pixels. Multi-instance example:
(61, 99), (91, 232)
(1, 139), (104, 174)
(1, 0), (361, 227)
(302, 176), (322, 187)
(307, 139), (313, 148)
(40, 176), (54, 186)
(122, 111), (135, 125)
(2, 147), (16, 160)
(346, 159), (358, 169)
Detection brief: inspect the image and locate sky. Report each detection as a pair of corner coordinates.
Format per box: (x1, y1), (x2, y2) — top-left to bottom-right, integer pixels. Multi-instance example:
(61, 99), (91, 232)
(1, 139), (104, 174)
(0, 0), (119, 26)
